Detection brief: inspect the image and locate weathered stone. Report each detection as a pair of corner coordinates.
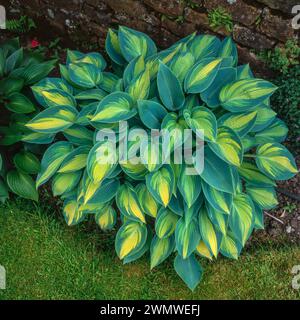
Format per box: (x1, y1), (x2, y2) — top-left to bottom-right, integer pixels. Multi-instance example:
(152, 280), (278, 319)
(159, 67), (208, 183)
(155, 28), (179, 48)
(203, 0), (261, 26)
(237, 44), (275, 78)
(104, 0), (147, 17)
(184, 8), (210, 28)
(161, 18), (196, 37)
(260, 8), (295, 42)
(84, 4), (112, 25)
(143, 0), (184, 17)
(233, 25), (275, 49)
(255, 0), (299, 14)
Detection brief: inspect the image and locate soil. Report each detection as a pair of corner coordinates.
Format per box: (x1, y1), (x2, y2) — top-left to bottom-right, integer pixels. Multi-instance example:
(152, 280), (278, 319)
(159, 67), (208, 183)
(1, 26), (299, 245)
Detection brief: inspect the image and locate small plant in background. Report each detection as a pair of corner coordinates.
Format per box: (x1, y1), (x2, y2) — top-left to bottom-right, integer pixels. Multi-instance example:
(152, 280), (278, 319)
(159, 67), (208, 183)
(208, 7), (233, 33)
(271, 65), (300, 146)
(32, 37), (64, 60)
(258, 39), (300, 74)
(5, 15), (36, 33)
(0, 37), (56, 202)
(24, 26), (297, 290)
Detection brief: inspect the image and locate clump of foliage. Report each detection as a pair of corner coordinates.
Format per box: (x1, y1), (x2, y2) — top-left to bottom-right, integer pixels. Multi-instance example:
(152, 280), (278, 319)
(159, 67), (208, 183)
(0, 38), (56, 202)
(271, 65), (300, 145)
(258, 40), (300, 74)
(25, 27), (297, 290)
(5, 15), (36, 33)
(208, 7), (233, 33)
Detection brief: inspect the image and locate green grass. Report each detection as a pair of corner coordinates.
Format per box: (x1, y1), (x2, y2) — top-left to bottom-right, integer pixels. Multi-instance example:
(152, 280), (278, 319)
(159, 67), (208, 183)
(0, 199), (299, 300)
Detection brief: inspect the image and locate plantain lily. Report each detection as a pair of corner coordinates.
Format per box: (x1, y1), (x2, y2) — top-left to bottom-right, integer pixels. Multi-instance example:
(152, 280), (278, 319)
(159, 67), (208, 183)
(26, 27), (297, 290)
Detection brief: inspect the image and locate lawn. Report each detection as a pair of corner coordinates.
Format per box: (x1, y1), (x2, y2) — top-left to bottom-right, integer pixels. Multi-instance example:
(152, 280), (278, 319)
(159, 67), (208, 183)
(0, 199), (299, 300)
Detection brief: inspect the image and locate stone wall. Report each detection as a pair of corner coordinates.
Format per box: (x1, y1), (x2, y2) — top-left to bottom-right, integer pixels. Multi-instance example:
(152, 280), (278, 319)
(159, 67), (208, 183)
(2, 0), (299, 69)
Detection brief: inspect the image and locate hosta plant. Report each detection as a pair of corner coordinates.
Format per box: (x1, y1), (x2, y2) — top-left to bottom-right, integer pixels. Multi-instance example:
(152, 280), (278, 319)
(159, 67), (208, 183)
(26, 27), (298, 290)
(0, 38), (56, 202)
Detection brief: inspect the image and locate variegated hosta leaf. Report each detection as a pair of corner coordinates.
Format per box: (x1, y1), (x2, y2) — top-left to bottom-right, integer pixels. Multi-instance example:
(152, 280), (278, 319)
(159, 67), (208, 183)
(37, 141), (73, 188)
(26, 105), (78, 134)
(137, 100), (167, 130)
(120, 159), (148, 180)
(174, 254), (203, 291)
(78, 202), (105, 215)
(69, 62), (102, 88)
(105, 28), (126, 65)
(123, 55), (145, 87)
(241, 135), (257, 152)
(208, 126), (243, 167)
(220, 232), (242, 260)
(145, 44), (182, 79)
(155, 208), (179, 239)
(201, 67), (237, 108)
(118, 26), (157, 62)
(175, 217), (200, 259)
(218, 37), (238, 66)
(198, 206), (219, 258)
(74, 88), (107, 101)
(52, 171), (81, 196)
(255, 143), (298, 180)
(177, 165), (202, 208)
(237, 64), (253, 80)
(161, 113), (187, 152)
(146, 166), (175, 207)
(31, 77), (73, 108)
(126, 68), (150, 101)
(254, 118), (288, 144)
(63, 199), (85, 226)
(183, 106), (217, 142)
(37, 89), (76, 109)
(206, 203), (228, 236)
(168, 49), (195, 83)
(199, 147), (238, 194)
(22, 132), (55, 144)
(67, 50), (106, 69)
(238, 162), (276, 187)
(76, 52), (107, 70)
(83, 176), (119, 205)
(229, 193), (255, 246)
(87, 141), (117, 184)
(150, 235), (175, 269)
(58, 146), (90, 173)
(220, 79), (277, 112)
(63, 125), (94, 146)
(184, 57), (222, 93)
(157, 62), (185, 111)
(196, 240), (213, 260)
(253, 203), (264, 230)
(95, 204), (117, 231)
(246, 185), (278, 210)
(100, 72), (120, 93)
(202, 180), (232, 214)
(251, 105), (276, 132)
(188, 35), (221, 61)
(116, 183), (146, 223)
(218, 111), (257, 137)
(91, 91), (136, 123)
(115, 221), (148, 260)
(136, 183), (159, 218)
(123, 231), (152, 265)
